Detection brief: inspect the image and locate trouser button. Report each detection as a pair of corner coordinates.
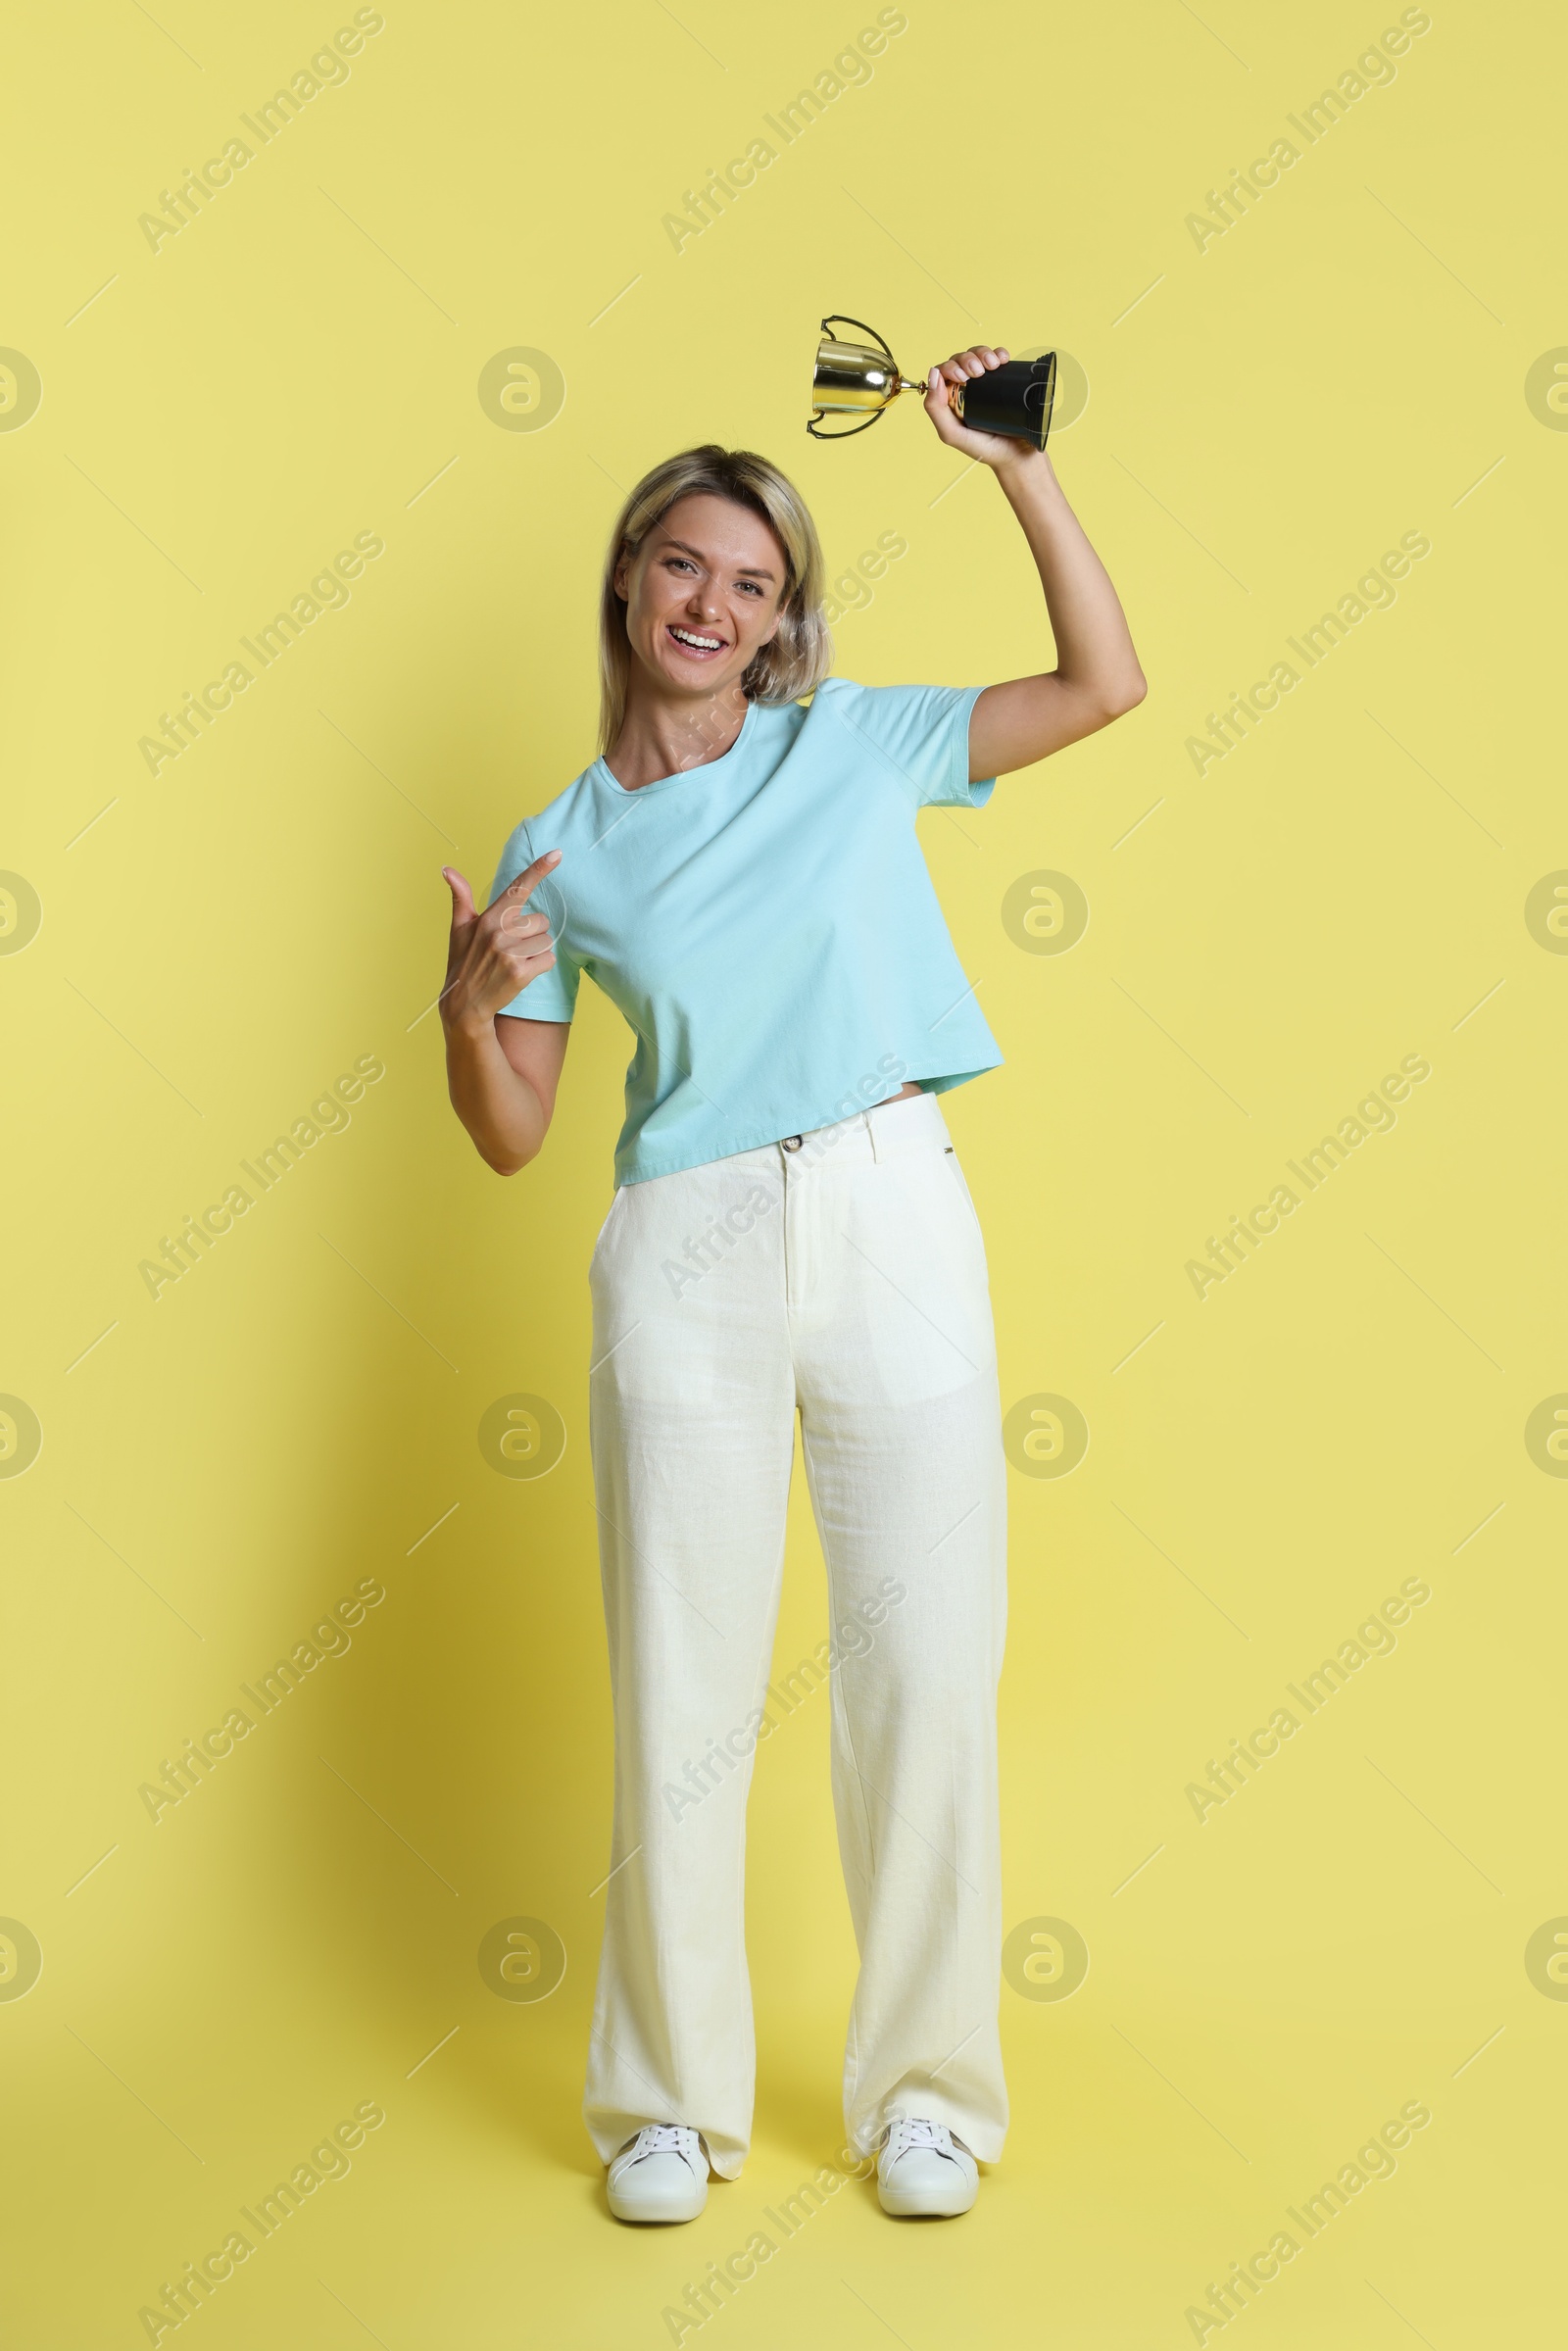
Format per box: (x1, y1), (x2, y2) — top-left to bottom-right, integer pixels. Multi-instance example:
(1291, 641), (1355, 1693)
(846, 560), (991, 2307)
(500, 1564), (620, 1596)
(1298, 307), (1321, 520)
(781, 1134), (803, 1152)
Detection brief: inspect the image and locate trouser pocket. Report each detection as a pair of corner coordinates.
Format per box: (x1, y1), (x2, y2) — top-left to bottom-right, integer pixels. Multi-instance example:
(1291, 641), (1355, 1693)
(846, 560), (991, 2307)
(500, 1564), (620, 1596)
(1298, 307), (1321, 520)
(940, 1148), (987, 1252)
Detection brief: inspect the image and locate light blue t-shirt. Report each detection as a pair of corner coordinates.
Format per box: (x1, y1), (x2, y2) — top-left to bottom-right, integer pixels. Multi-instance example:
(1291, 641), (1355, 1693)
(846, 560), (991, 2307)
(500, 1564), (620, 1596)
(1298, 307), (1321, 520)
(488, 677), (1003, 1186)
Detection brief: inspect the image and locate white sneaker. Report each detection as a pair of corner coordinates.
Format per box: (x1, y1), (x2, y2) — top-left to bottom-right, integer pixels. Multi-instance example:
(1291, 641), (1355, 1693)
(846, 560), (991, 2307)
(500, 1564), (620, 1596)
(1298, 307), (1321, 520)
(876, 2117), (979, 2217)
(607, 2125), (710, 2223)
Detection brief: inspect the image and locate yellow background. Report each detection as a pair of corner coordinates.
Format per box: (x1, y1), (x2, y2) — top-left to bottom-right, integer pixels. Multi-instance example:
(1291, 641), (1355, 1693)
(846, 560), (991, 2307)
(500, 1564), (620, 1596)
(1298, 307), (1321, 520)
(5, 0), (1565, 2342)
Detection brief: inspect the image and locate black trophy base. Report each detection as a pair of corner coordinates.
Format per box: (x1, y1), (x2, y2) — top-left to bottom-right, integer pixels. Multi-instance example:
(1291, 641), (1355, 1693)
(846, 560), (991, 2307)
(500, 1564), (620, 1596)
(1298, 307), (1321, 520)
(953, 354), (1056, 449)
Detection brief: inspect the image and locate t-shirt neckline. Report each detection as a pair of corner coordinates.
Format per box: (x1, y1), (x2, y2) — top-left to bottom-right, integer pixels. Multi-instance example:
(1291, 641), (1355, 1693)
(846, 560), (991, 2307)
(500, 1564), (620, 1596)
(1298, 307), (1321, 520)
(594, 697), (760, 799)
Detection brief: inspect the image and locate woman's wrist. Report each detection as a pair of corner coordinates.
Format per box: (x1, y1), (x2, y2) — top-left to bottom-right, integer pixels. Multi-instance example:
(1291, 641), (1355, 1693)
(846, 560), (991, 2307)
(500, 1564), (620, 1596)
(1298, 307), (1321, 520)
(992, 445), (1056, 493)
(993, 450), (1067, 533)
(441, 999), (495, 1045)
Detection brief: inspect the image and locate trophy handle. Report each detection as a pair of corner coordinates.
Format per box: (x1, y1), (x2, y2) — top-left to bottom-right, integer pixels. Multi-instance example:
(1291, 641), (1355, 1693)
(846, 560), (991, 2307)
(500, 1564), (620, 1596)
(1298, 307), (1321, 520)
(819, 313), (898, 362)
(808, 407), (887, 440)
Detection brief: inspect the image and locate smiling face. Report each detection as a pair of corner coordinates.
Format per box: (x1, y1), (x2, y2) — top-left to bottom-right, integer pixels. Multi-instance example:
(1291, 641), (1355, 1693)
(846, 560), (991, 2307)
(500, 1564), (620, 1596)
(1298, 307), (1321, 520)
(614, 492), (789, 706)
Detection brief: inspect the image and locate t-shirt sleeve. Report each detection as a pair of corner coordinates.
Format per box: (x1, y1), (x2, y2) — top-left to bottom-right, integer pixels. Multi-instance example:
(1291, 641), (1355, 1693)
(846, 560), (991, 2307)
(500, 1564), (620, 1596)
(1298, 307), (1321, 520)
(826, 679), (997, 808)
(486, 818), (580, 1022)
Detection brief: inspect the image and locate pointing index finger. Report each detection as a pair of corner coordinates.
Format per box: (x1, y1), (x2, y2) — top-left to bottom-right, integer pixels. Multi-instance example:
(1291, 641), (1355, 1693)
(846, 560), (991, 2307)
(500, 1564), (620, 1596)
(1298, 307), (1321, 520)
(505, 848), (562, 898)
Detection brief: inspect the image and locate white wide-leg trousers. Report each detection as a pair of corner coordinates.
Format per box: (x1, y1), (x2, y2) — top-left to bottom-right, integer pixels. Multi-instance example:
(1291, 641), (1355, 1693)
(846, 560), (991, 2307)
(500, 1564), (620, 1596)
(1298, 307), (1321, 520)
(582, 1090), (1008, 2178)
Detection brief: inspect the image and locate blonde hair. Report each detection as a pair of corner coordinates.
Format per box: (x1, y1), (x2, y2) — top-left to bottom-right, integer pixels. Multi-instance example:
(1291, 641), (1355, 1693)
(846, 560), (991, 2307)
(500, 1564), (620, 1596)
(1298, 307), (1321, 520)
(597, 444), (832, 756)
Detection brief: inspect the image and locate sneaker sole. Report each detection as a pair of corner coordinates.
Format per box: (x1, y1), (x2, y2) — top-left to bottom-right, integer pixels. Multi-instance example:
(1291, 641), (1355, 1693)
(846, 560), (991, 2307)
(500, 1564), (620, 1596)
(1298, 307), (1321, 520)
(607, 2186), (708, 2224)
(877, 2179), (977, 2218)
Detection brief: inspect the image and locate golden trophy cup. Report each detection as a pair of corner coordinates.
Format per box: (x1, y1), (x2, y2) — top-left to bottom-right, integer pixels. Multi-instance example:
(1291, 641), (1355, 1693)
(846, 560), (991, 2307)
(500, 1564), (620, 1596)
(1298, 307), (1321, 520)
(808, 316), (1056, 449)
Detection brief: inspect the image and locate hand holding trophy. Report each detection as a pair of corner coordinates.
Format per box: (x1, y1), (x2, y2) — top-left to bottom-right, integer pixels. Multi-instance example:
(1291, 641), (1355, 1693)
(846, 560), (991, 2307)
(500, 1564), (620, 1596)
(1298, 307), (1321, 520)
(808, 317), (1055, 456)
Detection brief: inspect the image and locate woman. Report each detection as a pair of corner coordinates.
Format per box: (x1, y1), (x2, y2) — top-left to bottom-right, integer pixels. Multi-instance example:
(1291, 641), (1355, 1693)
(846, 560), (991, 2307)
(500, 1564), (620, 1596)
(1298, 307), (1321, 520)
(439, 345), (1145, 2225)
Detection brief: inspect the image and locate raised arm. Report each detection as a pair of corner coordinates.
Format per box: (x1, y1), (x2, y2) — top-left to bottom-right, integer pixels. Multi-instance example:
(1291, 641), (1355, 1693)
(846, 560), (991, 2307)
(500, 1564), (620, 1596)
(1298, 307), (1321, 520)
(924, 345), (1147, 780)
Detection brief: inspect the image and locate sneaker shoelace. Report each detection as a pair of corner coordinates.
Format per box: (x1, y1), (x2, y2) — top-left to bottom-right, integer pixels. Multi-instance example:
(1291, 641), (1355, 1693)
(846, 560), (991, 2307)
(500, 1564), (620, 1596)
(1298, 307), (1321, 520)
(630, 2124), (696, 2166)
(886, 2116), (954, 2161)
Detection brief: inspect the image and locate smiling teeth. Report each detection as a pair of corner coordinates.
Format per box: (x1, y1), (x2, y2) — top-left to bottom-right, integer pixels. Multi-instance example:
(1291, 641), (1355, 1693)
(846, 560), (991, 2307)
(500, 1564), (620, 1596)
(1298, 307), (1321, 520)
(670, 626), (722, 650)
